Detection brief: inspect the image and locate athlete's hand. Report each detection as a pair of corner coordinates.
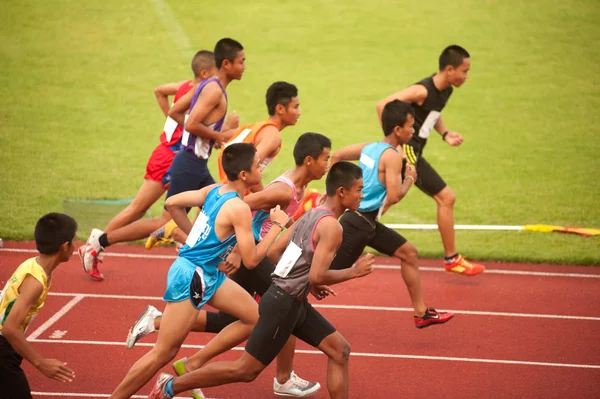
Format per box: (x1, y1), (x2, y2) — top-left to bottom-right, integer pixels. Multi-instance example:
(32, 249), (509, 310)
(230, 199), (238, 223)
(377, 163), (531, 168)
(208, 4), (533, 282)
(310, 285), (337, 300)
(444, 132), (464, 146)
(270, 205), (289, 227)
(351, 253), (375, 278)
(37, 359), (74, 382)
(404, 164), (417, 181)
(223, 111), (240, 131)
(218, 249), (242, 276)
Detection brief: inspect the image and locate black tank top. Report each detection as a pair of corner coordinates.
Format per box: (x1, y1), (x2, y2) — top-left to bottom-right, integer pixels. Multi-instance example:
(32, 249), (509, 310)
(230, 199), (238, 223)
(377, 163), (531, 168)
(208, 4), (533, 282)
(409, 75), (453, 151)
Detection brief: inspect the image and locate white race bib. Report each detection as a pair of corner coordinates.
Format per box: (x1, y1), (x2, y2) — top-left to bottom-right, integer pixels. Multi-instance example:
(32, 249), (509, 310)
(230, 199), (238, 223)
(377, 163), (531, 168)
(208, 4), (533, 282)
(418, 111), (440, 139)
(163, 116), (178, 142)
(185, 212), (210, 248)
(273, 241), (302, 278)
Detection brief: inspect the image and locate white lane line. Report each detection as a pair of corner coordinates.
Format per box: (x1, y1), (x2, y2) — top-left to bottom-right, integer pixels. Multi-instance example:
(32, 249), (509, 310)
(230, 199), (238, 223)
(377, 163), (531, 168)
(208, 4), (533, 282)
(43, 292), (600, 321)
(148, 0), (192, 58)
(27, 295), (84, 341)
(31, 339), (600, 370)
(3, 248), (599, 278)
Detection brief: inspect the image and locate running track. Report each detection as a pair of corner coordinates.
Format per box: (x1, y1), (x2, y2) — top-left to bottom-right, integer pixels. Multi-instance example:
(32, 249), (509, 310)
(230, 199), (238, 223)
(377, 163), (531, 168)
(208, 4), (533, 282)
(1, 241), (599, 399)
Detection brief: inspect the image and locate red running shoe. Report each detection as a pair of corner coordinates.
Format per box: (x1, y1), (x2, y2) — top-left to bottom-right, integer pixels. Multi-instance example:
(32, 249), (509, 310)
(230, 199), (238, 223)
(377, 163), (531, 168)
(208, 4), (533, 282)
(414, 308), (454, 329)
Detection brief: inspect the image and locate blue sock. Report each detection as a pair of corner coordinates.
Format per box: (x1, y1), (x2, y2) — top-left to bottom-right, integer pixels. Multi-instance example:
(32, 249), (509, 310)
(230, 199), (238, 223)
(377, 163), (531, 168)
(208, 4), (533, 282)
(165, 379), (175, 397)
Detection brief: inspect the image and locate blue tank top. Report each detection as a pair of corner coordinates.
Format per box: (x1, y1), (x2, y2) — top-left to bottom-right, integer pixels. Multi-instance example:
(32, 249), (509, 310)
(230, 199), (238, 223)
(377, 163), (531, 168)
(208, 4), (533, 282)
(181, 77), (228, 159)
(358, 142), (396, 213)
(178, 185), (238, 274)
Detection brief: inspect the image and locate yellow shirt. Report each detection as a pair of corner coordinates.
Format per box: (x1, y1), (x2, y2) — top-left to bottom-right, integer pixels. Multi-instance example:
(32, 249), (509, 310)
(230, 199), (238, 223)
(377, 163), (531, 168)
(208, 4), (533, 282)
(0, 257), (50, 334)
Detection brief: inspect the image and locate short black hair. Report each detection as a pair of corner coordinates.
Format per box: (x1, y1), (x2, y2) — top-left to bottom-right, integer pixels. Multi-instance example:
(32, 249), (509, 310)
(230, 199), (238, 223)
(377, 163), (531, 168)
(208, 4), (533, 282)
(293, 133), (332, 166)
(266, 82), (298, 116)
(222, 143), (257, 181)
(34, 213), (77, 255)
(439, 45), (470, 71)
(214, 38), (244, 69)
(325, 161), (362, 196)
(381, 100), (415, 136)
(191, 50), (215, 77)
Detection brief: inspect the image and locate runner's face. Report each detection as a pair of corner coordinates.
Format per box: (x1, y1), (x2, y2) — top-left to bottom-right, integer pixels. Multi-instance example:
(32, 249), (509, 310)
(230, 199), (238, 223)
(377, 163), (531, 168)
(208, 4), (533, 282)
(399, 114), (415, 144)
(228, 50), (246, 80)
(342, 178), (364, 212)
(450, 58), (470, 87)
(248, 153), (262, 186)
(310, 147), (331, 180)
(282, 97), (301, 126)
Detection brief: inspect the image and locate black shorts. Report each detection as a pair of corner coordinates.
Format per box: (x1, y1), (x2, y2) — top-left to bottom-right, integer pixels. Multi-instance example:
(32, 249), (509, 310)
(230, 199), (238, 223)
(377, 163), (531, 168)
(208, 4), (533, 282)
(402, 143), (447, 197)
(0, 335), (32, 399)
(329, 210), (408, 270)
(205, 256), (275, 334)
(164, 150), (215, 212)
(245, 284), (336, 366)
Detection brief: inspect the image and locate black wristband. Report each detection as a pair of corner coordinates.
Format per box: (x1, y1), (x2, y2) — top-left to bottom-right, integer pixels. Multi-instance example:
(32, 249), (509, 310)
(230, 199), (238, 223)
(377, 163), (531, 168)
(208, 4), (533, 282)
(442, 131), (449, 141)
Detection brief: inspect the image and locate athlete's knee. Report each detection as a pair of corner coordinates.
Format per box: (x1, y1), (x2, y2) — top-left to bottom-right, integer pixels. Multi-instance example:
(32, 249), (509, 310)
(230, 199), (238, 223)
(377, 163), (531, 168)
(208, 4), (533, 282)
(436, 187), (456, 207)
(329, 336), (352, 364)
(395, 242), (419, 265)
(149, 344), (179, 365)
(235, 359), (264, 383)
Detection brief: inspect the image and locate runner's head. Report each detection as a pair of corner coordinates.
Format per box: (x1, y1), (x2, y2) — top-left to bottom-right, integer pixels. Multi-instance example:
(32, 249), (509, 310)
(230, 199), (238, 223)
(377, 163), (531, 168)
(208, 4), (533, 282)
(215, 38), (245, 80)
(293, 133), (331, 180)
(222, 143), (261, 186)
(325, 161), (363, 212)
(439, 45), (470, 87)
(191, 50), (216, 80)
(381, 100), (415, 145)
(266, 82), (301, 127)
(35, 212), (77, 261)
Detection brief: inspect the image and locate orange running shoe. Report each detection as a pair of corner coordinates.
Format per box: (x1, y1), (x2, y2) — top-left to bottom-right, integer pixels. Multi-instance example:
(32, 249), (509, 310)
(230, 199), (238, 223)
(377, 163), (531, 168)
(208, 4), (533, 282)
(444, 255), (485, 276)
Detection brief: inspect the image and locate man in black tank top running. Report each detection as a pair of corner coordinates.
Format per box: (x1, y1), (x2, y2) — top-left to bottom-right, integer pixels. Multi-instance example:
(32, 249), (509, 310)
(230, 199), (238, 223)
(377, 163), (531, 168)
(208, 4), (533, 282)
(376, 45), (484, 276)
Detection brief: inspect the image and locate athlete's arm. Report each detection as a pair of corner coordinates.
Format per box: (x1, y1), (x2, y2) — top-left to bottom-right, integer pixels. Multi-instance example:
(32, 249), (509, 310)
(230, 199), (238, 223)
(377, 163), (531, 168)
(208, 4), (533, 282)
(168, 88), (194, 125)
(434, 115), (464, 146)
(154, 81), (186, 117)
(244, 182), (292, 211)
(309, 218), (374, 285)
(2, 275), (74, 382)
(254, 126), (282, 164)
(184, 82), (225, 143)
(382, 150), (413, 204)
(376, 85), (428, 123)
(266, 222), (295, 264)
(330, 143), (369, 165)
(165, 184), (219, 234)
(229, 202), (288, 269)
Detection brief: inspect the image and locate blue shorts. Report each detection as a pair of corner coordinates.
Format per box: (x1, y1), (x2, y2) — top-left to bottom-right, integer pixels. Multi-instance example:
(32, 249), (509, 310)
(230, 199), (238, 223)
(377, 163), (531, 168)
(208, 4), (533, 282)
(163, 257), (226, 309)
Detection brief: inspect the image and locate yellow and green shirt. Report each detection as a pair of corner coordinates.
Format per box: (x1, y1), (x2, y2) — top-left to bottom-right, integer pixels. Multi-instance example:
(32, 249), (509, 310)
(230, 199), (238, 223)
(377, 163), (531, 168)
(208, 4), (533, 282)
(0, 257), (50, 334)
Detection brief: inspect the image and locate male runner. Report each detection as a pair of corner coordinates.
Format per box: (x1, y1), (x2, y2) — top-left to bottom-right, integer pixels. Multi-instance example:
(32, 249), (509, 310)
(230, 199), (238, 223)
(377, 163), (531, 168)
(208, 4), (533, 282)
(146, 161), (374, 399)
(330, 100), (454, 328)
(376, 45), (484, 275)
(147, 80), (302, 248)
(109, 143), (288, 399)
(127, 133), (332, 398)
(81, 38), (245, 279)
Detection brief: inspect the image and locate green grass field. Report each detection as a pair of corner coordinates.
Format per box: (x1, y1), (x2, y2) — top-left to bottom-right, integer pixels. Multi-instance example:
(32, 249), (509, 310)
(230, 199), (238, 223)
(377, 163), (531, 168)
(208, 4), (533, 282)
(1, 0), (598, 264)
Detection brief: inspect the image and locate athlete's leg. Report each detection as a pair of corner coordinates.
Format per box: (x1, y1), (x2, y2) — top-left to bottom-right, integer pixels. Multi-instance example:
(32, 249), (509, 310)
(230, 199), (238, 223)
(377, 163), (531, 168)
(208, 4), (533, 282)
(110, 300), (197, 399)
(433, 186), (457, 257)
(392, 241), (427, 316)
(104, 179), (166, 233)
(184, 278), (259, 371)
(105, 209), (173, 245)
(317, 332), (351, 399)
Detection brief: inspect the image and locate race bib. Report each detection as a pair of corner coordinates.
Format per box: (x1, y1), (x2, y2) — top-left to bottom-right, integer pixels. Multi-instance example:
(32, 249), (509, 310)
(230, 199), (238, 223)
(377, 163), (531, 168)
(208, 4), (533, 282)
(163, 116), (178, 142)
(185, 212), (210, 248)
(273, 241), (302, 278)
(418, 111), (440, 139)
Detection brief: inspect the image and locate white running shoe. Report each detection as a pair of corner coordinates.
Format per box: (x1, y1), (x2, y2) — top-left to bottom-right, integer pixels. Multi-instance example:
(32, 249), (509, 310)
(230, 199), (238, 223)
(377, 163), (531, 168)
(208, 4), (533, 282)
(80, 228), (105, 280)
(125, 305), (162, 349)
(273, 371), (321, 397)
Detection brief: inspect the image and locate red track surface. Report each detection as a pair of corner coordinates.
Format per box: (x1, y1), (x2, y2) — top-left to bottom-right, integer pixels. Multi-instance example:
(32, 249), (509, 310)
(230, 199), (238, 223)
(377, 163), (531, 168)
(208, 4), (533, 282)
(1, 241), (599, 399)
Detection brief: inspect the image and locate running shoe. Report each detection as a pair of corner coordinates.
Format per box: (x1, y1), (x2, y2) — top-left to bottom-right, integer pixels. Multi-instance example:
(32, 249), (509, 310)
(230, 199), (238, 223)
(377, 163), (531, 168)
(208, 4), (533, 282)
(147, 372), (174, 399)
(414, 308), (454, 329)
(125, 305), (162, 349)
(444, 255), (485, 276)
(78, 228), (105, 281)
(146, 220), (177, 249)
(274, 371), (321, 397)
(172, 358), (205, 399)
